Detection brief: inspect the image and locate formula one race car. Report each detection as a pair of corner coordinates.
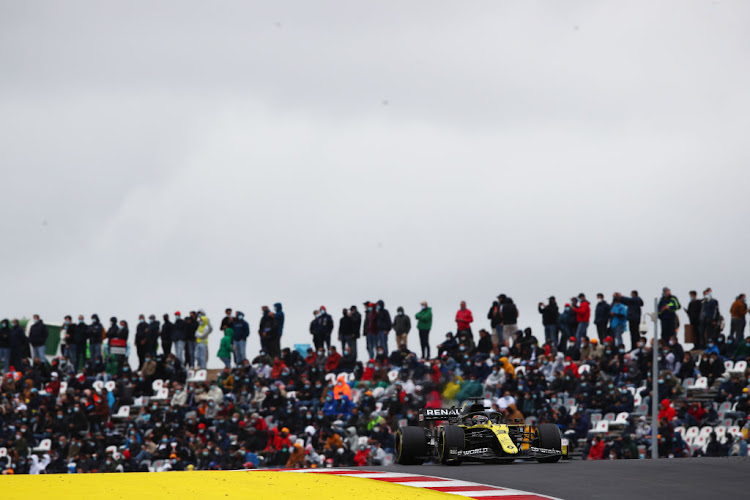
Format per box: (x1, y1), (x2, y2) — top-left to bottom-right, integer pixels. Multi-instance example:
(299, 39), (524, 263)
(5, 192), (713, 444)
(395, 397), (565, 465)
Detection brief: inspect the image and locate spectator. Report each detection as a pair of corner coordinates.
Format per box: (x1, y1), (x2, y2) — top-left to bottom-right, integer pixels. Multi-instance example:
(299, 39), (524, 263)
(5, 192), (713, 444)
(538, 297), (559, 349)
(232, 311), (250, 366)
(375, 301), (392, 357)
(195, 309), (213, 369)
(160, 313), (173, 357)
(610, 294), (628, 347)
(348, 305), (362, 360)
(455, 301), (473, 339)
(415, 301), (432, 359)
(558, 303), (576, 353)
(393, 307), (411, 350)
(0, 318), (10, 372)
(658, 287), (681, 341)
(620, 290), (644, 350)
(500, 297), (519, 348)
(685, 290), (702, 349)
(700, 288), (720, 345)
(594, 293), (611, 342)
(364, 303), (378, 360)
(730, 294), (747, 343)
(89, 314), (104, 361)
(172, 311), (187, 365)
(572, 294), (591, 345)
(218, 326), (234, 369)
(29, 315), (49, 362)
(135, 314), (149, 370)
(146, 314), (160, 357)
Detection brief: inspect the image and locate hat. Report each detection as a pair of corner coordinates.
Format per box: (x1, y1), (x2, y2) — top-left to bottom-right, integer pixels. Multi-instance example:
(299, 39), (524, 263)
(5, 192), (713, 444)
(591, 338), (598, 344)
(569, 336), (576, 342)
(170, 453), (177, 459)
(604, 336), (613, 343)
(238, 420), (246, 428)
(198, 423), (206, 429)
(51, 372), (58, 378)
(743, 388), (749, 394)
(175, 311), (181, 316)
(281, 427), (290, 434)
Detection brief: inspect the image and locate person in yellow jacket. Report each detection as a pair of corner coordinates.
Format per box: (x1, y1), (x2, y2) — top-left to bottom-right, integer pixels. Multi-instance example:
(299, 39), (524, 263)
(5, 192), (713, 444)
(195, 309), (213, 369)
(499, 357), (515, 380)
(442, 373), (463, 404)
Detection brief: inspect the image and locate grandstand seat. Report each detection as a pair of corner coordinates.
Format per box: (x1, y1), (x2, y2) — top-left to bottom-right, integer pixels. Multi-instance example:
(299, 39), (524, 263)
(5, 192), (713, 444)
(633, 403), (648, 415)
(692, 435), (707, 452)
(715, 426), (727, 441)
(192, 369), (207, 383)
(152, 388), (169, 401)
(719, 401), (732, 413)
(578, 364), (591, 375)
(626, 386), (636, 396)
(682, 377), (695, 388)
(132, 396), (145, 408)
(685, 426), (700, 440)
(152, 379), (164, 392)
(590, 413), (602, 425)
(32, 439), (51, 453)
(387, 370), (398, 383)
(721, 418), (733, 427)
(186, 369), (195, 381)
(105, 380), (116, 392)
(729, 360), (747, 375)
(692, 377), (708, 390)
(728, 425), (741, 437)
(286, 391), (296, 400)
(59, 381), (68, 394)
(565, 397), (576, 407)
(603, 413), (616, 422)
(0, 447), (7, 458)
(93, 380), (104, 392)
(724, 360), (734, 373)
(592, 420), (609, 433)
(568, 404), (578, 415)
(375, 402), (383, 413)
(515, 366), (527, 377)
(699, 426), (713, 438)
(674, 426), (685, 437)
(633, 393), (642, 406)
(113, 406), (130, 419)
(612, 412), (630, 426)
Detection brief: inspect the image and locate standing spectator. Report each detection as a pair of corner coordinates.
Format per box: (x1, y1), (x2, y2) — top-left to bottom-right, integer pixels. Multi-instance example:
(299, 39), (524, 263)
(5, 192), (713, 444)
(273, 303), (285, 337)
(9, 319), (27, 372)
(135, 314), (149, 370)
(318, 306), (334, 351)
(195, 309), (213, 369)
(364, 303), (378, 360)
(0, 318), (10, 372)
(89, 314), (104, 362)
(620, 290), (643, 350)
(415, 301), (433, 359)
(349, 305), (362, 360)
(220, 308), (233, 332)
(338, 308), (355, 355)
(146, 315), (160, 357)
(29, 314), (49, 361)
(110, 318), (129, 373)
(70, 315), (88, 371)
(610, 294), (628, 347)
(185, 311), (198, 367)
(658, 287), (681, 341)
(393, 307), (411, 350)
(259, 306), (274, 354)
(538, 297), (559, 348)
(572, 293), (591, 344)
(558, 303), (576, 353)
(455, 301), (474, 339)
(730, 294), (747, 343)
(61, 314), (73, 361)
(310, 309), (322, 351)
(685, 290), (702, 348)
(375, 300), (392, 357)
(160, 313), (173, 357)
(700, 288), (720, 344)
(217, 325), (234, 369)
(487, 299), (502, 346)
(172, 311), (186, 365)
(594, 293), (611, 342)
(500, 297), (519, 348)
(232, 311), (250, 366)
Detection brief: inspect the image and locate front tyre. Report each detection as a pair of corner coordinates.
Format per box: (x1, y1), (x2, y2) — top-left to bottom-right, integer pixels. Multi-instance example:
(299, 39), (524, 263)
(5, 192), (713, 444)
(536, 424), (562, 463)
(395, 426), (426, 465)
(439, 425), (464, 466)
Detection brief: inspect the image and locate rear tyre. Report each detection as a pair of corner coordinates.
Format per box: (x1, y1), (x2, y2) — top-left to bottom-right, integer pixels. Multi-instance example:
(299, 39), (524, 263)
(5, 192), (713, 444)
(395, 426), (426, 465)
(536, 424), (562, 463)
(439, 425), (464, 466)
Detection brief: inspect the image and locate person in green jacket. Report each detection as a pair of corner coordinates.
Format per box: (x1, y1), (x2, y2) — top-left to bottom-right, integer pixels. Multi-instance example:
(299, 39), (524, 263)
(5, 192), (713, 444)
(218, 327), (234, 368)
(415, 301), (433, 360)
(733, 337), (750, 360)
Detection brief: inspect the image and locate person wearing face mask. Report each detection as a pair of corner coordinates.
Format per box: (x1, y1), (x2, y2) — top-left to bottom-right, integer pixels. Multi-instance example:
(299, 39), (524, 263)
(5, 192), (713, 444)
(160, 313), (173, 357)
(363, 302), (378, 360)
(68, 315), (89, 371)
(700, 288), (720, 345)
(28, 314), (49, 362)
(415, 301), (433, 359)
(0, 318), (12, 373)
(375, 300), (392, 357)
(60, 315), (74, 363)
(609, 294), (628, 347)
(231, 310), (249, 366)
(557, 303), (577, 353)
(393, 307), (411, 351)
(594, 293), (611, 343)
(620, 290), (644, 350)
(146, 314), (160, 358)
(658, 287), (681, 341)
(730, 294), (748, 343)
(135, 314), (149, 370)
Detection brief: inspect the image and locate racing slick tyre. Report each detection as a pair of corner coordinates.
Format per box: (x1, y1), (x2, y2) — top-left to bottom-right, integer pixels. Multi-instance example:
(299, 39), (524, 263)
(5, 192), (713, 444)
(395, 426), (426, 465)
(439, 425), (464, 466)
(536, 423), (563, 463)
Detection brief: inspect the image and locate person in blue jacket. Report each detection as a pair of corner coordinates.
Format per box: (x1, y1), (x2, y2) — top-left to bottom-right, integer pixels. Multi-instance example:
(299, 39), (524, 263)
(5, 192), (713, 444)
(620, 290), (644, 350)
(610, 294), (629, 347)
(232, 311), (250, 366)
(273, 303), (285, 337)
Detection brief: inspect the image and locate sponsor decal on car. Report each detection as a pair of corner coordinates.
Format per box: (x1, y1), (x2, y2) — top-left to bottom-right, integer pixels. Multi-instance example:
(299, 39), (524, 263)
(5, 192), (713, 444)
(459, 447), (490, 456)
(529, 446), (560, 454)
(423, 408), (461, 418)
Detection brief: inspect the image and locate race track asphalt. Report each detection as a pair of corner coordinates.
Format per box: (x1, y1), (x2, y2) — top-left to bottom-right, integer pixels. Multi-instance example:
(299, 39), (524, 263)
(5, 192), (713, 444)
(372, 457), (749, 500)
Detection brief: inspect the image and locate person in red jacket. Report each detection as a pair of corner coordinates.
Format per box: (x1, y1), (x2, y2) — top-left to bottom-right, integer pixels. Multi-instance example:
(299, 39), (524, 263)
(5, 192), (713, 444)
(658, 399), (676, 421)
(325, 346), (342, 372)
(587, 435), (606, 460)
(572, 294), (591, 345)
(354, 445), (369, 466)
(455, 301), (474, 338)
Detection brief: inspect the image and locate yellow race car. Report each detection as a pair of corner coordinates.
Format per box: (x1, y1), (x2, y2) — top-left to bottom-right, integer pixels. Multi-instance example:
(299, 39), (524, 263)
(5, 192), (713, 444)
(395, 398), (565, 465)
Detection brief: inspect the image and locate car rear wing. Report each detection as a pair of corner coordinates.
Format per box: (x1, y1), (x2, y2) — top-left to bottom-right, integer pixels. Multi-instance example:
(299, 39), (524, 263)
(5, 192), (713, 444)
(419, 408), (461, 423)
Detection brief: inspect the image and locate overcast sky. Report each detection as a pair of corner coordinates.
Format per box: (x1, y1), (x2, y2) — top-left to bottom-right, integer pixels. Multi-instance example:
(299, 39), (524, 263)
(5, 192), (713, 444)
(2, 1), (749, 368)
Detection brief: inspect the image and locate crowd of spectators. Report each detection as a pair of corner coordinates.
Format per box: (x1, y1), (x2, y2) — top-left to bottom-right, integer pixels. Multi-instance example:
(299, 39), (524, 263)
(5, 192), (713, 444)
(1, 288), (749, 474)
